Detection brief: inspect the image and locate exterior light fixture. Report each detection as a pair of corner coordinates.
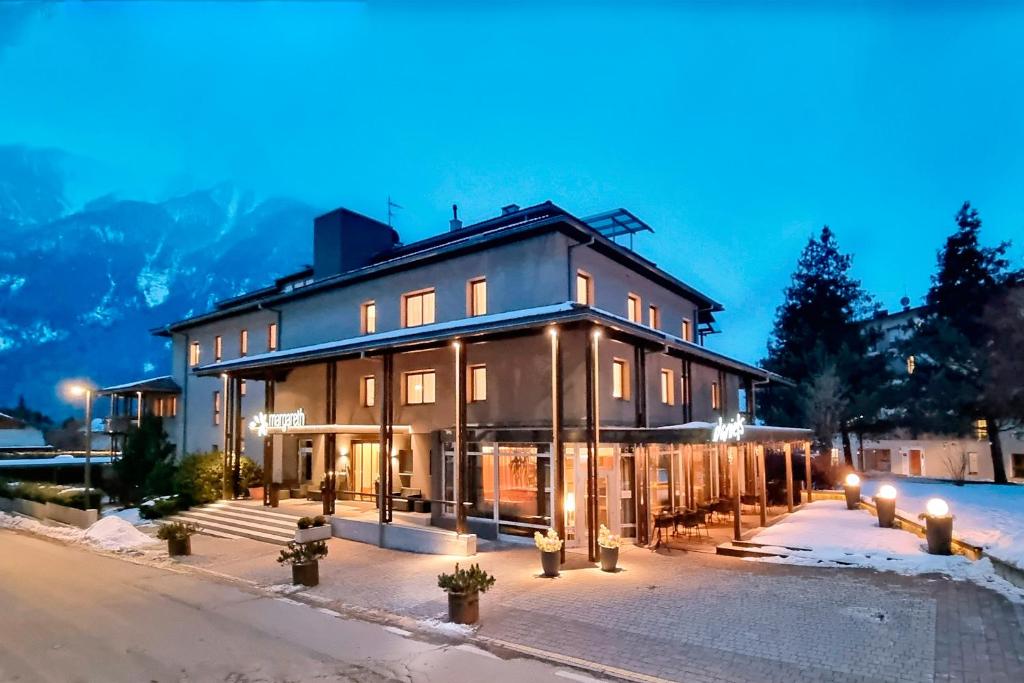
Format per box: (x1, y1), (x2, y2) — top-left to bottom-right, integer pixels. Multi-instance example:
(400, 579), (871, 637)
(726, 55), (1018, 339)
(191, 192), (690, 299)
(874, 484), (898, 528)
(452, 340), (461, 350)
(592, 329), (602, 339)
(843, 472), (861, 509)
(921, 497), (953, 555)
(548, 326), (558, 338)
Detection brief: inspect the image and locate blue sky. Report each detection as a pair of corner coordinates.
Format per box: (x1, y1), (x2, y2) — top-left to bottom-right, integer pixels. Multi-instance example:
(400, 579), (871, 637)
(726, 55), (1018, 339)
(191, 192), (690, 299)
(2, 1), (1022, 364)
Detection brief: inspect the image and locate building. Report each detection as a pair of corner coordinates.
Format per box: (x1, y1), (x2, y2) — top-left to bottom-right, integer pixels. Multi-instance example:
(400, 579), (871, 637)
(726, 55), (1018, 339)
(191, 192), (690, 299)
(117, 201), (811, 556)
(854, 299), (1024, 482)
(0, 412), (47, 450)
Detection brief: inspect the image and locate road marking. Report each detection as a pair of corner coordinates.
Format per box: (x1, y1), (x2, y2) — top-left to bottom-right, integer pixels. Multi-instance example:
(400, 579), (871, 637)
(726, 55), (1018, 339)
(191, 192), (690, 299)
(383, 625), (411, 637)
(317, 608), (341, 617)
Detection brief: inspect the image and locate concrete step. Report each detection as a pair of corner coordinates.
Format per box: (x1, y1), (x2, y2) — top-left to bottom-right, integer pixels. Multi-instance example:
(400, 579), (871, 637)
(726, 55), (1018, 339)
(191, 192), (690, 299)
(175, 508), (297, 538)
(169, 512), (293, 545)
(715, 542), (788, 559)
(732, 539), (812, 552)
(188, 505), (298, 532)
(207, 501), (307, 524)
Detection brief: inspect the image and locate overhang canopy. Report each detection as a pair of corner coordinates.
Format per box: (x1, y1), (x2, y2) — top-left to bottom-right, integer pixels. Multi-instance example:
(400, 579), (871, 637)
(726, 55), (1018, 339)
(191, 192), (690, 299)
(98, 376), (181, 396)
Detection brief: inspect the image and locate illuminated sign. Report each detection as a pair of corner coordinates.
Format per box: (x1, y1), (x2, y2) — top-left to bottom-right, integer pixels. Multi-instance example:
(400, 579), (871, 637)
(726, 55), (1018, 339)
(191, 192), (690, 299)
(249, 409), (306, 437)
(711, 414), (745, 443)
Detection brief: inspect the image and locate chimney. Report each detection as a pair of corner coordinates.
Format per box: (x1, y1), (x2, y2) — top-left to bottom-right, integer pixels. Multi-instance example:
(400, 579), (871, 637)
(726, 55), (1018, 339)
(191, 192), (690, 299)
(501, 203), (520, 216)
(449, 203), (463, 232)
(313, 208), (400, 281)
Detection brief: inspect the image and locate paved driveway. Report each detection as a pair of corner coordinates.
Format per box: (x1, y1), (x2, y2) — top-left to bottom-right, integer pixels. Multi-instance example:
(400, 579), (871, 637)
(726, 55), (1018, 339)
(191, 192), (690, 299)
(179, 535), (1024, 683)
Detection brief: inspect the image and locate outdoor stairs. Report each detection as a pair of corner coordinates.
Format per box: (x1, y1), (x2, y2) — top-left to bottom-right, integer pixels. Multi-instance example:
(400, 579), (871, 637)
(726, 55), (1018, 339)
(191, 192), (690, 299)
(715, 539), (812, 559)
(168, 500), (299, 545)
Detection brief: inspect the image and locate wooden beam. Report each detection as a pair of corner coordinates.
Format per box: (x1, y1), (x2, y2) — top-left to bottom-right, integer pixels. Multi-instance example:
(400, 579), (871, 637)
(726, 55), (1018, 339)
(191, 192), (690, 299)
(550, 327), (566, 564)
(804, 441), (813, 503)
(221, 374), (232, 500)
(263, 378), (277, 507)
(323, 362), (337, 516)
(585, 326), (599, 562)
(783, 442), (794, 512)
(454, 341), (468, 535)
(634, 345), (646, 428)
(731, 446), (741, 541)
(757, 444), (767, 527)
(378, 352), (394, 539)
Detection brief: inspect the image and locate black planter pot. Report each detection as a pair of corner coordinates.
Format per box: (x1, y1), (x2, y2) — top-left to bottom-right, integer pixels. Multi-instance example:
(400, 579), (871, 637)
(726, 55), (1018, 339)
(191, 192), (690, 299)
(925, 516), (953, 555)
(599, 546), (619, 572)
(447, 590), (480, 625)
(540, 549), (560, 577)
(292, 561), (320, 587)
(874, 497), (896, 528)
(167, 537), (191, 557)
(843, 485), (861, 510)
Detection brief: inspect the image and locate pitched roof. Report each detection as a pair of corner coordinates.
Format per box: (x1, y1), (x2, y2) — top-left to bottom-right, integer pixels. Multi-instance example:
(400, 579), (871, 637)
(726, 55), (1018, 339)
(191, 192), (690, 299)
(98, 376), (181, 395)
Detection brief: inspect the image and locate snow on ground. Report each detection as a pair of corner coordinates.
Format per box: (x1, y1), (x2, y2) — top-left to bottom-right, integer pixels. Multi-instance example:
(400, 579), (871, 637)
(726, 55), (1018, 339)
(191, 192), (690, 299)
(102, 506), (153, 527)
(862, 478), (1024, 570)
(0, 512), (158, 553)
(417, 617), (475, 637)
(750, 501), (1024, 603)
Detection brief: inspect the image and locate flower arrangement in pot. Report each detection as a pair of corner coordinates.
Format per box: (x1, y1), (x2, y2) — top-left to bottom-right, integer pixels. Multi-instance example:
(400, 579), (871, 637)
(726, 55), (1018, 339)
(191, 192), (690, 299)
(157, 521), (198, 557)
(295, 515), (331, 543)
(534, 528), (563, 577)
(437, 563), (496, 625)
(278, 540), (329, 587)
(597, 524), (621, 572)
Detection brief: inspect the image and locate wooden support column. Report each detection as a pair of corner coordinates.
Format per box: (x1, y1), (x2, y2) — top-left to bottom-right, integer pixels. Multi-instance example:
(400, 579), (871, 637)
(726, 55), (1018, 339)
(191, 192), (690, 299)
(549, 327), (566, 564)
(323, 362), (337, 516)
(221, 374), (232, 500)
(454, 341), (468, 535)
(584, 326), (600, 562)
(783, 442), (794, 512)
(263, 378), (277, 507)
(232, 377), (243, 499)
(634, 345), (647, 428)
(730, 445), (741, 541)
(757, 444), (768, 527)
(804, 441), (813, 503)
(378, 353), (394, 540)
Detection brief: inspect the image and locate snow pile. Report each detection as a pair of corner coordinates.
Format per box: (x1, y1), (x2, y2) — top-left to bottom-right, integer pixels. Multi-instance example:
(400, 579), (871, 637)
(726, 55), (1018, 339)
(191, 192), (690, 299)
(417, 617), (476, 637)
(749, 501), (1024, 603)
(0, 512), (158, 552)
(862, 479), (1024, 570)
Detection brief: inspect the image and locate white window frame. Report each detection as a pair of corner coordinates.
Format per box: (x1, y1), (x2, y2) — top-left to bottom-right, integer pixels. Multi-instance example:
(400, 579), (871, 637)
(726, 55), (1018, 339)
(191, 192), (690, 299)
(469, 365), (487, 402)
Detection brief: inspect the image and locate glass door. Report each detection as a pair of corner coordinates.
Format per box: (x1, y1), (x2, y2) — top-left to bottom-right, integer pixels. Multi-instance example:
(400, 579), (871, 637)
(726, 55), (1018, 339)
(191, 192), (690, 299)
(350, 441), (380, 501)
(564, 445), (633, 546)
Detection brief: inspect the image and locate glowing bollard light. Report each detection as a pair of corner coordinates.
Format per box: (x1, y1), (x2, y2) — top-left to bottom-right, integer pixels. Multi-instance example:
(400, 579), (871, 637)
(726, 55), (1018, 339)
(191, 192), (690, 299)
(843, 473), (861, 510)
(920, 497), (953, 555)
(873, 484), (898, 528)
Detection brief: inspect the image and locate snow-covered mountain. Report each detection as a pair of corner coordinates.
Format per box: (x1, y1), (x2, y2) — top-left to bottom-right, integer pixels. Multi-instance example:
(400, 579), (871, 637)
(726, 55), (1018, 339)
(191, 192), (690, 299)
(0, 145), (318, 419)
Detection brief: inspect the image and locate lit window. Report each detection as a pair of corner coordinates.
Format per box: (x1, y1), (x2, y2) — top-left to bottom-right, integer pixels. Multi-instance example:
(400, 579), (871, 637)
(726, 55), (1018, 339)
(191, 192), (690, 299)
(240, 379), (247, 397)
(403, 290), (436, 327)
(968, 452), (979, 475)
(660, 369), (674, 405)
(404, 370), (436, 405)
(612, 359), (629, 399)
(239, 329), (248, 356)
(214, 336), (223, 362)
(648, 305), (660, 329)
(682, 319), (693, 342)
(973, 419), (988, 440)
(627, 294), (641, 323)
(268, 323), (278, 351)
(361, 301), (377, 334)
(189, 342), (201, 367)
(469, 365), (487, 402)
(468, 278), (487, 316)
(576, 272), (592, 306)
(711, 381), (721, 410)
(906, 355), (916, 375)
(361, 376), (376, 407)
(213, 391), (221, 426)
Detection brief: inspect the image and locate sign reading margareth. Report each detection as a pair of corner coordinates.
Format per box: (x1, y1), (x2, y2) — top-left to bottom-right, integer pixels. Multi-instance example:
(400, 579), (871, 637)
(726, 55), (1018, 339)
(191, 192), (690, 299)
(249, 409), (306, 437)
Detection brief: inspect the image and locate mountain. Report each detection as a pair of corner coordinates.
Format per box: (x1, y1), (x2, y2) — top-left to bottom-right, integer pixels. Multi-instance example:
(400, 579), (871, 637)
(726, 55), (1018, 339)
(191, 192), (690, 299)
(0, 145), (319, 420)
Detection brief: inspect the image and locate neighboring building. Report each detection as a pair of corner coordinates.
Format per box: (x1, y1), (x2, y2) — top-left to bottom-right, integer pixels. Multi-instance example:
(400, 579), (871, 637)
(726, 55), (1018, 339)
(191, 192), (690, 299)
(113, 201), (810, 554)
(854, 299), (1024, 482)
(96, 376), (181, 455)
(0, 412), (47, 450)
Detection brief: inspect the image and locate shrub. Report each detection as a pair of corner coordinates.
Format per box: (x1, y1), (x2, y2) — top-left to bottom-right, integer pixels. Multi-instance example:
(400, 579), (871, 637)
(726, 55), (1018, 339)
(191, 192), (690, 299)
(277, 540), (328, 566)
(115, 415), (177, 505)
(297, 516), (313, 530)
(55, 488), (104, 510)
(174, 451), (260, 506)
(4, 481), (103, 509)
(139, 496), (182, 520)
(437, 563), (496, 595)
(157, 521), (198, 541)
(244, 463), (264, 489)
(312, 515), (326, 527)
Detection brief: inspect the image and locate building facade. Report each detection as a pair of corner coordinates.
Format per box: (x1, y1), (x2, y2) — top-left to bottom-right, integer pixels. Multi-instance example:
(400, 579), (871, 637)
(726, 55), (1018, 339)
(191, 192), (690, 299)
(123, 201), (810, 555)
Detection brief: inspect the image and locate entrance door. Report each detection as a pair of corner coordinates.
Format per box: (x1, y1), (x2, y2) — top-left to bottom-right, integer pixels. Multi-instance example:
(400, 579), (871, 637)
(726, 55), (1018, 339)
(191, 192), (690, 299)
(909, 449), (923, 476)
(564, 445), (631, 547)
(349, 441), (380, 501)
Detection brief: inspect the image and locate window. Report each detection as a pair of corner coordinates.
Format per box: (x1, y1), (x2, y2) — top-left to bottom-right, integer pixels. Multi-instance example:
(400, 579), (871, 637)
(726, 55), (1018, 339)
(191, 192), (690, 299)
(213, 391), (221, 426)
(404, 370), (436, 405)
(612, 359), (629, 399)
(681, 318), (693, 342)
(239, 329), (248, 356)
(660, 369), (674, 405)
(469, 365), (487, 402)
(626, 294), (642, 323)
(361, 301), (376, 334)
(648, 305), (660, 329)
(468, 278), (487, 316)
(214, 336), (223, 362)
(189, 341), (201, 366)
(361, 376), (376, 407)
(575, 271), (592, 306)
(153, 396), (177, 418)
(1013, 454), (1024, 479)
(967, 451), (979, 476)
(268, 323), (278, 351)
(738, 387), (748, 414)
(240, 379), (247, 397)
(403, 289), (436, 327)
(906, 355), (916, 374)
(973, 419), (988, 440)
(711, 381), (721, 410)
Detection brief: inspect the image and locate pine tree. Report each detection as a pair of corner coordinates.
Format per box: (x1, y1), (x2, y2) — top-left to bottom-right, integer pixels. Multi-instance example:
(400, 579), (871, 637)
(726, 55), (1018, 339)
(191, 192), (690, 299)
(763, 226), (889, 463)
(901, 202), (1021, 483)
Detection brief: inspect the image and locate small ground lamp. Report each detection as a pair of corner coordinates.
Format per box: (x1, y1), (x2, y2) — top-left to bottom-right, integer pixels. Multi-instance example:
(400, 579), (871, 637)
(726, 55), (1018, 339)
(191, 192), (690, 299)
(873, 484), (898, 528)
(920, 497), (953, 555)
(843, 473), (861, 510)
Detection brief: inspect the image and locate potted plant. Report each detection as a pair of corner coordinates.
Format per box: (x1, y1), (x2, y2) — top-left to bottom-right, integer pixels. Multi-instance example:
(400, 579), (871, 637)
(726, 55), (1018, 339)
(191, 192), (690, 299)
(157, 521), (198, 557)
(294, 515), (332, 543)
(597, 524), (621, 572)
(278, 540), (328, 587)
(534, 528), (563, 577)
(246, 464), (265, 501)
(437, 563), (496, 625)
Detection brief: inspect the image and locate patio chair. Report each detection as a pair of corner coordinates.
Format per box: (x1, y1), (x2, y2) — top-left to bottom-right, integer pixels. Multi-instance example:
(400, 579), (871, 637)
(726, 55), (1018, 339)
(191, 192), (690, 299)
(651, 511), (675, 551)
(681, 509), (709, 538)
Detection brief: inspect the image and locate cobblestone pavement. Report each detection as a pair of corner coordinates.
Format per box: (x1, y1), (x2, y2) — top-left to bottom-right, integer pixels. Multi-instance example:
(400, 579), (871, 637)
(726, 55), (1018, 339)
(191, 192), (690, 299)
(178, 535), (1024, 683)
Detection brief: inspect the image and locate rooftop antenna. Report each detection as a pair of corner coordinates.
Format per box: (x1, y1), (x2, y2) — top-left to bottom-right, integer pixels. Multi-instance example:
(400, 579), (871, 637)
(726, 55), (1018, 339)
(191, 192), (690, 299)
(387, 195), (403, 227)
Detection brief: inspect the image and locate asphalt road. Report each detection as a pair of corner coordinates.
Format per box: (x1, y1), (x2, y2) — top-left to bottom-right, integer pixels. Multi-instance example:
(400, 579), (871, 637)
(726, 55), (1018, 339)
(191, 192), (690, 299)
(0, 531), (595, 683)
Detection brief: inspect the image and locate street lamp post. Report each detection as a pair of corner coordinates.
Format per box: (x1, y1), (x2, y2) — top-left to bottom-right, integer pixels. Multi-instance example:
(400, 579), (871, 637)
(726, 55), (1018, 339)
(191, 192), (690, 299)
(69, 384), (94, 508)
